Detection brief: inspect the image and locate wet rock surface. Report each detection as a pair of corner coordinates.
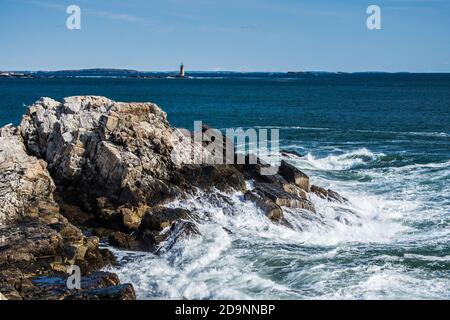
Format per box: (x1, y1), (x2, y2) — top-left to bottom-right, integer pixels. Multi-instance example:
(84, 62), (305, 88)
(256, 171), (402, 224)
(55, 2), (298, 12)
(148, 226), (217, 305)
(279, 160), (310, 192)
(255, 183), (316, 212)
(244, 190), (284, 221)
(1, 96), (348, 299)
(30, 271), (136, 300)
(311, 185), (348, 203)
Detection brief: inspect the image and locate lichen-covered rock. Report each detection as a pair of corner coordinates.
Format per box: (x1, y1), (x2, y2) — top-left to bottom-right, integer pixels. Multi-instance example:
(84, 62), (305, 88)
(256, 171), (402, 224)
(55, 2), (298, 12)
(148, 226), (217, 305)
(20, 97), (177, 212)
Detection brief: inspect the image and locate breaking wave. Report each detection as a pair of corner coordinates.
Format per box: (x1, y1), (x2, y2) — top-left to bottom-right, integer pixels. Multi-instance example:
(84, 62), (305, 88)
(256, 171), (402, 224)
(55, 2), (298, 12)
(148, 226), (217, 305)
(107, 145), (450, 300)
(301, 148), (383, 171)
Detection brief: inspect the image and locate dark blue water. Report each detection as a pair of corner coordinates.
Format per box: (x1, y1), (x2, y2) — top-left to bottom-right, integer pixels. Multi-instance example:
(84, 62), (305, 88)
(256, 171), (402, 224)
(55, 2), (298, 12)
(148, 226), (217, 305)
(1, 74), (449, 299)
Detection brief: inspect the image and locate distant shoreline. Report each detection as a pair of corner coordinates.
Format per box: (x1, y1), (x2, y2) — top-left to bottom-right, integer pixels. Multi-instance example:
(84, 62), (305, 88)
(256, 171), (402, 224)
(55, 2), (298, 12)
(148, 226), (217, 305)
(1, 68), (449, 80)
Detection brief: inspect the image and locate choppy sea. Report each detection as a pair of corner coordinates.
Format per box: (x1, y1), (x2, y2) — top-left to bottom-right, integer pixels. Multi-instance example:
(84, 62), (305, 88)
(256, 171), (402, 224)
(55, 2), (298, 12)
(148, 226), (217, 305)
(1, 73), (449, 299)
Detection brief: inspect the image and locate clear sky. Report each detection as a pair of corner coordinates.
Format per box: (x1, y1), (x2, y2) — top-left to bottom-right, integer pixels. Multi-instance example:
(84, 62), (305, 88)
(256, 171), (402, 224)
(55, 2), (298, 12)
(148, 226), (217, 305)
(1, 0), (449, 72)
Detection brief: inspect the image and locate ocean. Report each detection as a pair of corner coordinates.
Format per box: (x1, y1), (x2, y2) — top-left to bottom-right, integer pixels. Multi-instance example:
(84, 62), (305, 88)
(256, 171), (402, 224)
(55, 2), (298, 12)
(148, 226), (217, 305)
(1, 74), (449, 299)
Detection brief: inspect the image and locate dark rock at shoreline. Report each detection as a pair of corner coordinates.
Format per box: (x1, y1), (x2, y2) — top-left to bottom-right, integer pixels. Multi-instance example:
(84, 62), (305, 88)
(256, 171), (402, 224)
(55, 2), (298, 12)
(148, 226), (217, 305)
(311, 185), (348, 203)
(254, 183), (315, 212)
(244, 190), (283, 221)
(155, 220), (200, 254)
(140, 207), (191, 232)
(108, 231), (141, 251)
(137, 207), (198, 250)
(178, 164), (246, 193)
(30, 271), (135, 300)
(279, 160), (310, 192)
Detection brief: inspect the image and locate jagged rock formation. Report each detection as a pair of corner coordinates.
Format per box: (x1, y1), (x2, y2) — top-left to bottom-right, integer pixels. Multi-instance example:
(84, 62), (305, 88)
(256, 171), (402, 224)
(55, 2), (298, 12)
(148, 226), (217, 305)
(19, 96), (243, 233)
(0, 125), (134, 300)
(0, 125), (58, 225)
(1, 96), (347, 299)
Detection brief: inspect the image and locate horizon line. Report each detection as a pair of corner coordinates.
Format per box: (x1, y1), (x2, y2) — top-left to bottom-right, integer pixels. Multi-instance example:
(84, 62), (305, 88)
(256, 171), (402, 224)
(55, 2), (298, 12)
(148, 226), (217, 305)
(2, 68), (450, 74)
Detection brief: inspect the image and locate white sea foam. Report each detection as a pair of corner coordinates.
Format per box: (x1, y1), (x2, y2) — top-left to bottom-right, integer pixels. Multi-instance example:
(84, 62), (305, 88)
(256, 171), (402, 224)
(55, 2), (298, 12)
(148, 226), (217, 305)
(108, 184), (412, 299)
(298, 148), (383, 171)
(107, 145), (450, 300)
(321, 267), (450, 300)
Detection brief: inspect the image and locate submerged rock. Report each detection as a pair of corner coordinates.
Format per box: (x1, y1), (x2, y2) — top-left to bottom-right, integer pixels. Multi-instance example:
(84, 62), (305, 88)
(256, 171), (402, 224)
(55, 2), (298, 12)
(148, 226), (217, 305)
(155, 220), (200, 254)
(280, 150), (304, 158)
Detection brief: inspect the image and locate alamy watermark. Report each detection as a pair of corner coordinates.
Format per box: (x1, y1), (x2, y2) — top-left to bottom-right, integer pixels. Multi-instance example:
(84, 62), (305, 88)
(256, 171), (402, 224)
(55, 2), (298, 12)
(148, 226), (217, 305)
(171, 121), (280, 175)
(65, 4), (380, 31)
(66, 265), (81, 289)
(66, 5), (81, 30)
(367, 5), (382, 30)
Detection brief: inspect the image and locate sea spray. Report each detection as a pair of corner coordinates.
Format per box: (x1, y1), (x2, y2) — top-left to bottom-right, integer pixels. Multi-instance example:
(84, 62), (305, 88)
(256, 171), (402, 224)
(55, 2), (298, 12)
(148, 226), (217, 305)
(107, 146), (449, 299)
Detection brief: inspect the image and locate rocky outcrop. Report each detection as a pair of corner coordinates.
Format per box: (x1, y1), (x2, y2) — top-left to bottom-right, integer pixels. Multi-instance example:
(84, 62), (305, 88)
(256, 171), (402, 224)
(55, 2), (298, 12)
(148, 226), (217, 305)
(0, 96), (349, 299)
(0, 126), (133, 300)
(19, 96), (244, 232)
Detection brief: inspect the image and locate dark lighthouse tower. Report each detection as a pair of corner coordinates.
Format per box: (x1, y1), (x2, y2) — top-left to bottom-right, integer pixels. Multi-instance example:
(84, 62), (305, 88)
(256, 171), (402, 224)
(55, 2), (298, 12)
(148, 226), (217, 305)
(179, 63), (185, 77)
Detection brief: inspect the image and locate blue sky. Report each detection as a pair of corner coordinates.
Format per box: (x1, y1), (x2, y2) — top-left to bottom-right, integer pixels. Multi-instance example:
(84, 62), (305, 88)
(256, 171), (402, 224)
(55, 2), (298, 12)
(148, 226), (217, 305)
(1, 0), (449, 72)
